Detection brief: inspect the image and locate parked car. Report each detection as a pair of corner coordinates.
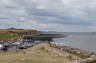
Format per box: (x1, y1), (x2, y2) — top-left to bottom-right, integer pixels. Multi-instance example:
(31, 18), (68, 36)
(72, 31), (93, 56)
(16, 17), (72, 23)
(27, 40), (34, 42)
(0, 44), (3, 50)
(9, 42), (23, 46)
(26, 44), (33, 47)
(18, 44), (33, 49)
(21, 39), (27, 42)
(18, 44), (28, 49)
(34, 41), (41, 44)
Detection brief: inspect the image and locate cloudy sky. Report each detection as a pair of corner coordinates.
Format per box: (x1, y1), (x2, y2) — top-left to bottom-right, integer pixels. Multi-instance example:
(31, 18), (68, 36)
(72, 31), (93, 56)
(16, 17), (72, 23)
(0, 0), (96, 32)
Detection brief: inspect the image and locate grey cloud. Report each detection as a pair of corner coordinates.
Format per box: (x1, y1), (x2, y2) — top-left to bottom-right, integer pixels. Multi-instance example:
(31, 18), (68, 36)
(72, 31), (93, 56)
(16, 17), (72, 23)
(0, 0), (96, 31)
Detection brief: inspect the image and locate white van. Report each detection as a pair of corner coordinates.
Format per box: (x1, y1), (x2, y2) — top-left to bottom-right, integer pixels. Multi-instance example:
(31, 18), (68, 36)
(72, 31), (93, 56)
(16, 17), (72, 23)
(0, 44), (3, 50)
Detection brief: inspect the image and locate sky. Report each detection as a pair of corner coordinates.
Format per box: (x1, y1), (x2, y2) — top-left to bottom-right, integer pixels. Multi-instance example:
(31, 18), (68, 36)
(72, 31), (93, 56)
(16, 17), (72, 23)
(0, 0), (96, 32)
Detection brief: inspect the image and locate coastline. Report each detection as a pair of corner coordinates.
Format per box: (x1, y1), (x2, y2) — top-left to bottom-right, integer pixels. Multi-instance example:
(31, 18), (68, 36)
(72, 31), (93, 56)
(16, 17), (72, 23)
(0, 40), (96, 63)
(48, 41), (96, 63)
(53, 34), (96, 52)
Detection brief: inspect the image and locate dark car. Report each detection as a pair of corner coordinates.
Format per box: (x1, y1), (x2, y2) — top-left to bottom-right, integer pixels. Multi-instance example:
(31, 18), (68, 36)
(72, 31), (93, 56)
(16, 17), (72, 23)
(18, 44), (33, 49)
(18, 45), (28, 49)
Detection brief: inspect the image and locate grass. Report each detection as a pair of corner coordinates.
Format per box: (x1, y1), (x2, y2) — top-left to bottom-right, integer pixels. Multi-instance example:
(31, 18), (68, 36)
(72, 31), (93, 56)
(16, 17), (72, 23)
(15, 59), (60, 63)
(0, 29), (64, 42)
(0, 29), (38, 42)
(0, 43), (67, 63)
(0, 33), (10, 37)
(0, 33), (18, 42)
(0, 49), (64, 63)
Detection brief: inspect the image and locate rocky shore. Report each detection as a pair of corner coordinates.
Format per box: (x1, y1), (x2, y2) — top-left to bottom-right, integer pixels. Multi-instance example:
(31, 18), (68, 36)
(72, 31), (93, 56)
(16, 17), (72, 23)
(48, 42), (96, 63)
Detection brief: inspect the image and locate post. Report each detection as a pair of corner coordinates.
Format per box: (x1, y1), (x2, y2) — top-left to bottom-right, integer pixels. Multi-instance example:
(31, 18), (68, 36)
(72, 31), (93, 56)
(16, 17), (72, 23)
(48, 41), (52, 47)
(16, 45), (18, 53)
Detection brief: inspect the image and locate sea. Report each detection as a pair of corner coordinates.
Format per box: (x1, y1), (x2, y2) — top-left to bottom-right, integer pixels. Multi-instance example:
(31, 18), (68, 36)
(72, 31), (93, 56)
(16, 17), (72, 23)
(53, 32), (96, 52)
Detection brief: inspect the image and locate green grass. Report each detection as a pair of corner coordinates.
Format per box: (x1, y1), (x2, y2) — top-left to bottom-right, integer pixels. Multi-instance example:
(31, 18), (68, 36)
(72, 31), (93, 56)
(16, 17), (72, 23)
(0, 29), (38, 42)
(0, 33), (11, 37)
(0, 33), (18, 42)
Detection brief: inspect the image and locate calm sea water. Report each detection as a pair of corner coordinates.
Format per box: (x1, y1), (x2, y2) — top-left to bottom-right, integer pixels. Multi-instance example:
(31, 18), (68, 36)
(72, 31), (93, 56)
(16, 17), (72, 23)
(54, 33), (96, 52)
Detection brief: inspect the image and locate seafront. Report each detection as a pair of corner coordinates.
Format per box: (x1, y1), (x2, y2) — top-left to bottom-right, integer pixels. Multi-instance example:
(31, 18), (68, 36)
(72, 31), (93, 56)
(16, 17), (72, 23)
(0, 29), (96, 63)
(0, 38), (96, 63)
(0, 42), (84, 63)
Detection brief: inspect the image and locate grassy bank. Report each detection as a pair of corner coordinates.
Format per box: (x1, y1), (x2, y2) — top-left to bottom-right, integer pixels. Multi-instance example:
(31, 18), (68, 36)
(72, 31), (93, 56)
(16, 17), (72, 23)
(0, 29), (38, 42)
(0, 43), (66, 63)
(0, 29), (64, 42)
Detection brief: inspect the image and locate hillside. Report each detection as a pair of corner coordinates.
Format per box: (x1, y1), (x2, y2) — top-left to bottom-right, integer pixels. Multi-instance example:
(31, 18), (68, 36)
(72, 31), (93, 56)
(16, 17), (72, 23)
(0, 29), (39, 42)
